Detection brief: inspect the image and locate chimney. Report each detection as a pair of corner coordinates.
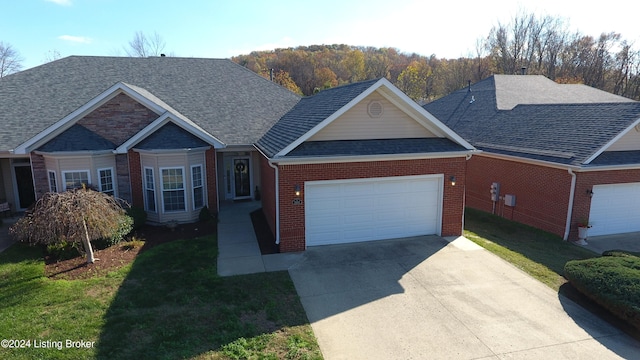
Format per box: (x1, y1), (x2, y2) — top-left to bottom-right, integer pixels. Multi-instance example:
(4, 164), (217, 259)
(521, 67), (526, 75)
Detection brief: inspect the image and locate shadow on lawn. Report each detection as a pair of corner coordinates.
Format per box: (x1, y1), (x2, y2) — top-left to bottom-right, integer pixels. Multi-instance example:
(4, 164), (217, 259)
(95, 232), (310, 359)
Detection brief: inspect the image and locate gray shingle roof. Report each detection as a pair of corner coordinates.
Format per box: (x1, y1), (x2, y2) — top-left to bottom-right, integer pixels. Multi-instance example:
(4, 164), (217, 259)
(37, 124), (115, 152)
(424, 75), (640, 166)
(287, 138), (467, 157)
(590, 151), (640, 166)
(136, 123), (210, 150)
(256, 79), (380, 157)
(0, 56), (301, 152)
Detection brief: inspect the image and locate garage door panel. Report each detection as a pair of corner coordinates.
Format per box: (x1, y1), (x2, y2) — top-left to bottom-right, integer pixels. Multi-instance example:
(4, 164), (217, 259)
(588, 182), (640, 236)
(306, 175), (442, 246)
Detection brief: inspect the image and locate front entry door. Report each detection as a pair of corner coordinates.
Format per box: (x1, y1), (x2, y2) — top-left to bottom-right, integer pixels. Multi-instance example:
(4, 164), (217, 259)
(232, 157), (251, 199)
(13, 165), (36, 209)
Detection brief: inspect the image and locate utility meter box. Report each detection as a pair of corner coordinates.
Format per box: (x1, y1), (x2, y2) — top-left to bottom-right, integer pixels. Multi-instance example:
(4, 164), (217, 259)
(504, 194), (516, 207)
(490, 182), (500, 202)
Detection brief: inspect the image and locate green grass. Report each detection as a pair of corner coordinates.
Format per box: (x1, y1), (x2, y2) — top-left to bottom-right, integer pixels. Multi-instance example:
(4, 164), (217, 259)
(0, 236), (322, 360)
(464, 208), (597, 291)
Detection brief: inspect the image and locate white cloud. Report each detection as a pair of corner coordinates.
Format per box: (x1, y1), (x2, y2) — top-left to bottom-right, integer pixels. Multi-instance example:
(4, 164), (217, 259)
(45, 0), (72, 5)
(58, 35), (92, 44)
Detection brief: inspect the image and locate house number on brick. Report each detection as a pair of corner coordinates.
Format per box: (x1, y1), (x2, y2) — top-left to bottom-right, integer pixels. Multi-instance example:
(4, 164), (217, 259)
(292, 198), (302, 205)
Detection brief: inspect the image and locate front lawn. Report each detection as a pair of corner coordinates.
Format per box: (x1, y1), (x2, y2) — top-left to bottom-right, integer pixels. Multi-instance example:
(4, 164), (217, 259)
(0, 235), (322, 359)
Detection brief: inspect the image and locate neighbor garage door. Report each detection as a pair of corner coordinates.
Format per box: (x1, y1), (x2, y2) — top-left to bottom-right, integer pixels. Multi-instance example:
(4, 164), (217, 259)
(305, 175), (442, 246)
(588, 182), (640, 236)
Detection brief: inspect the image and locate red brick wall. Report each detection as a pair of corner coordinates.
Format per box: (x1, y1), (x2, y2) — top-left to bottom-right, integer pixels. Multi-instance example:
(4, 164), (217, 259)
(570, 169), (640, 239)
(205, 147), (218, 215)
(128, 150), (143, 208)
(29, 153), (49, 199)
(466, 155), (573, 237)
(259, 155), (277, 238)
(78, 93), (158, 146)
(277, 157), (467, 252)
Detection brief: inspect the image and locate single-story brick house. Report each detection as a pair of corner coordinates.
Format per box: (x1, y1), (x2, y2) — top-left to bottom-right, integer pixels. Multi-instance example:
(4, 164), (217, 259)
(424, 75), (640, 241)
(0, 56), (475, 252)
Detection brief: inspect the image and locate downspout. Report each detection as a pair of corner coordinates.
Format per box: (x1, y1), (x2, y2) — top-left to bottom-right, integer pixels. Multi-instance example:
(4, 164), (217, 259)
(267, 160), (280, 245)
(563, 168), (577, 241)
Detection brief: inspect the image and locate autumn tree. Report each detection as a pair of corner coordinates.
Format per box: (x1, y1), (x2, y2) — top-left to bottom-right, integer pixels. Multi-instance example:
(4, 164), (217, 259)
(0, 41), (23, 77)
(10, 187), (133, 264)
(397, 60), (432, 101)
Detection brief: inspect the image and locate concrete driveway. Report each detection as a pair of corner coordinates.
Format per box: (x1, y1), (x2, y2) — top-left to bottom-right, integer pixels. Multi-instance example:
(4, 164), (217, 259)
(288, 236), (640, 359)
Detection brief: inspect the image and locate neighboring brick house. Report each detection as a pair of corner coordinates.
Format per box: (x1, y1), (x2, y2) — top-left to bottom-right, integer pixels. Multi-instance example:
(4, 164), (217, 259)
(0, 57), (475, 252)
(424, 75), (640, 241)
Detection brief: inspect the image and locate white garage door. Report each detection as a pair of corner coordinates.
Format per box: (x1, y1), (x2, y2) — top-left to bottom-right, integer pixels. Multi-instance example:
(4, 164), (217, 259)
(588, 182), (640, 236)
(305, 175), (443, 246)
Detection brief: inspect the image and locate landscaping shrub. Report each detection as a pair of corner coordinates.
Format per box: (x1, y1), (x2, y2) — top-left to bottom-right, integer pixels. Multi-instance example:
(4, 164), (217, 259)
(92, 214), (134, 250)
(46, 240), (81, 261)
(199, 206), (212, 222)
(564, 252), (640, 330)
(126, 206), (147, 230)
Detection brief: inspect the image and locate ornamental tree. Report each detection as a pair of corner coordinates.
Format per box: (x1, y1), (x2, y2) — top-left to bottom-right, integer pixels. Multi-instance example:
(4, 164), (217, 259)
(10, 186), (132, 264)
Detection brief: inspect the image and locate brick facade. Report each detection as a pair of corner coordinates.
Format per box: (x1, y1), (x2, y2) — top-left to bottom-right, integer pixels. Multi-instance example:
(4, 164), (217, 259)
(128, 150), (143, 208)
(467, 154), (640, 240)
(274, 157), (467, 252)
(30, 153), (49, 199)
(259, 155), (277, 238)
(466, 155), (573, 237)
(115, 154), (132, 203)
(78, 93), (158, 146)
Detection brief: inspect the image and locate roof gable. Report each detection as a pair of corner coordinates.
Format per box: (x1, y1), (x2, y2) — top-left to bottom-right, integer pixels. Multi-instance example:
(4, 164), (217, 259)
(257, 78), (474, 159)
(424, 75), (640, 167)
(37, 124), (115, 152)
(308, 91), (436, 141)
(1, 56), (301, 153)
(494, 75), (635, 110)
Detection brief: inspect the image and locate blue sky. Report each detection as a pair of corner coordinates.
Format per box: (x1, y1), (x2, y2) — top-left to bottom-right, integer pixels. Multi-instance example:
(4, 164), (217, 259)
(4, 0), (640, 71)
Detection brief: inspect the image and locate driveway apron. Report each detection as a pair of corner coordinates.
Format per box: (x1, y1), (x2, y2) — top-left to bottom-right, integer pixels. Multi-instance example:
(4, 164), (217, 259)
(289, 236), (640, 360)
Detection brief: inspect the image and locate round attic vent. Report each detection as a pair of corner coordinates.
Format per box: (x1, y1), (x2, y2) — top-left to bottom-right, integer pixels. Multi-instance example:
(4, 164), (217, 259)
(636, 124), (640, 132)
(367, 101), (384, 118)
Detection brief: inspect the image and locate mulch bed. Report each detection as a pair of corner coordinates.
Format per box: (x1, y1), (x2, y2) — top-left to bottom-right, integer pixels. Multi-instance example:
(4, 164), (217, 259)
(44, 221), (217, 280)
(250, 208), (278, 255)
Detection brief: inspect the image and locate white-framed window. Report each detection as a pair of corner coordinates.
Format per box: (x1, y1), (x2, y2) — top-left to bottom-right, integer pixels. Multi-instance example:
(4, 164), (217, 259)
(191, 164), (204, 209)
(63, 171), (90, 191)
(98, 168), (115, 196)
(48, 171), (57, 193)
(161, 167), (186, 212)
(144, 167), (156, 212)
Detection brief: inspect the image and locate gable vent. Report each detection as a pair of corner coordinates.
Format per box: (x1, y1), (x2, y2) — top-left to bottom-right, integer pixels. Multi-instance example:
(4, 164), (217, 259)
(367, 101), (384, 118)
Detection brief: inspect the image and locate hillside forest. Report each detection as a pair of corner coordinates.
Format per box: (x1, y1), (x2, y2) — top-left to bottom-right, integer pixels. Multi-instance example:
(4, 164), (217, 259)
(232, 12), (640, 102)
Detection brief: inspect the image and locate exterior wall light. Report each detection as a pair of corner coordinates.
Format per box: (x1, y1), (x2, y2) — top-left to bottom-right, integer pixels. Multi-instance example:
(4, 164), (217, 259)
(294, 184), (301, 196)
(450, 176), (456, 186)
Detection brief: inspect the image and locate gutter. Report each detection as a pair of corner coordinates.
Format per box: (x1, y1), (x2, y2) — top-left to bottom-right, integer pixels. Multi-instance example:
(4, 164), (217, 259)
(563, 168), (577, 241)
(270, 150), (478, 165)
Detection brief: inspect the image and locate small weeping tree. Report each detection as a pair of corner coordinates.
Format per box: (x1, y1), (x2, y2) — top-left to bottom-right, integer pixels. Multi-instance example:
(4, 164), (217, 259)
(10, 186), (132, 264)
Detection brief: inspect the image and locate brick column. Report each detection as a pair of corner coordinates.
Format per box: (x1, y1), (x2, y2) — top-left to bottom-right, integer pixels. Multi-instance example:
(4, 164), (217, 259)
(128, 150), (143, 208)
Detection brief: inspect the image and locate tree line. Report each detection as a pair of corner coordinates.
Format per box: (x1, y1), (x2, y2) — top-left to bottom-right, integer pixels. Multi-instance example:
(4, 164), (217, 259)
(232, 12), (640, 101)
(3, 12), (640, 101)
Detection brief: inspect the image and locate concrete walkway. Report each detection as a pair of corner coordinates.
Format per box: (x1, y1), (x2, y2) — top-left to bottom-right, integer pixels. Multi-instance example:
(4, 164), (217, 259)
(216, 201), (303, 276)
